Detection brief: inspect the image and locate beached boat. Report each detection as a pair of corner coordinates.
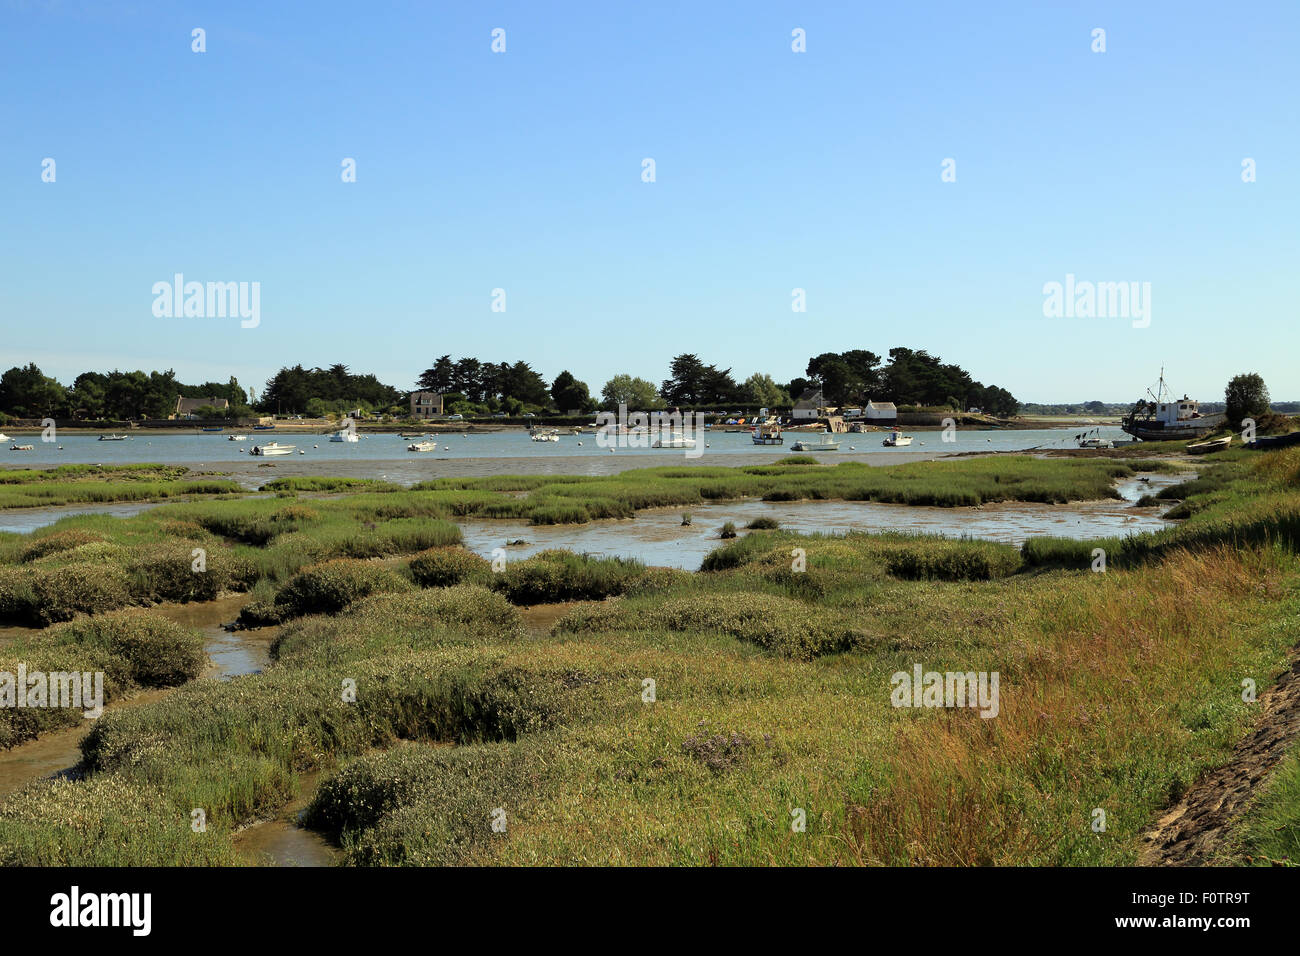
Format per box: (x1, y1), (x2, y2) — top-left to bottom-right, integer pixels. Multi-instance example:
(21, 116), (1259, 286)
(652, 432), (696, 449)
(98, 434), (127, 441)
(329, 430), (360, 442)
(9, 443), (34, 451)
(228, 434), (247, 441)
(202, 427), (223, 433)
(1120, 371), (1226, 441)
(1187, 435), (1232, 455)
(407, 440), (438, 452)
(1247, 431), (1300, 450)
(1078, 437), (1113, 449)
(791, 432), (840, 452)
(250, 442), (295, 456)
(882, 430), (913, 447)
(254, 424), (276, 430)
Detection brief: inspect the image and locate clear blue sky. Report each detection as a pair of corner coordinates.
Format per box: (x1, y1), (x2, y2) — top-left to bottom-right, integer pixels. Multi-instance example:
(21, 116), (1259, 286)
(2, 0), (1296, 404)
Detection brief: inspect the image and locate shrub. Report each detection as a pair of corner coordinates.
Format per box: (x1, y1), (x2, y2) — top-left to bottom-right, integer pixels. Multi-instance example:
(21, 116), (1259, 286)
(19, 529), (104, 563)
(745, 516), (780, 530)
(273, 559), (414, 618)
(492, 550), (647, 604)
(409, 547), (491, 588)
(30, 563), (133, 624)
(720, 522), (738, 539)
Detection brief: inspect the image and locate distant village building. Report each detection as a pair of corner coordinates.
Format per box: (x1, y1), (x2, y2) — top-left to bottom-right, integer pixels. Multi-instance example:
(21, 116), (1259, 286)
(791, 388), (824, 421)
(410, 391), (443, 419)
(865, 401), (897, 420)
(173, 396), (230, 419)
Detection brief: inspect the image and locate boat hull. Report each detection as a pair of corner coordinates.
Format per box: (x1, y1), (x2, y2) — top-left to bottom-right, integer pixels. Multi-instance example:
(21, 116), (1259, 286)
(1120, 413), (1226, 441)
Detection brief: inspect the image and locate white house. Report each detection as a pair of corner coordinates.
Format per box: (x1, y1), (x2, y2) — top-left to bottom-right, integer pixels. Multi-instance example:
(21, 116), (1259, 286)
(792, 388), (824, 421)
(865, 401), (897, 420)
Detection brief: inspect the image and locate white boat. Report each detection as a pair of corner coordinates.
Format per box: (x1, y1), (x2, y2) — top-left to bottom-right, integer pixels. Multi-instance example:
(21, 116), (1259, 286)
(408, 440), (438, 452)
(250, 442), (296, 456)
(652, 432), (697, 449)
(329, 430), (360, 443)
(98, 434), (127, 441)
(0, 433), (9, 442)
(790, 432), (840, 452)
(1077, 437), (1113, 449)
(10, 443), (34, 451)
(882, 430), (913, 447)
(228, 434), (247, 441)
(531, 430), (560, 442)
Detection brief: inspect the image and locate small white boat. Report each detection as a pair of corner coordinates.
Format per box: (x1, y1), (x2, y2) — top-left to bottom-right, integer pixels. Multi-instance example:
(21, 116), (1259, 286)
(228, 434), (247, 441)
(10, 443), (34, 451)
(250, 442), (296, 456)
(98, 434), (127, 441)
(751, 420), (783, 445)
(1187, 435), (1232, 455)
(652, 432), (697, 449)
(530, 430), (560, 442)
(1077, 437), (1113, 449)
(408, 440), (438, 452)
(882, 430), (913, 447)
(791, 432), (840, 452)
(329, 430), (360, 443)
(0, 433), (9, 442)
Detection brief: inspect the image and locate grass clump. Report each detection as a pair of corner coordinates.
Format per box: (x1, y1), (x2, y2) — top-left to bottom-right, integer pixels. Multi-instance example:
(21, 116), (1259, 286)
(273, 559), (413, 618)
(492, 550), (648, 604)
(409, 547), (491, 588)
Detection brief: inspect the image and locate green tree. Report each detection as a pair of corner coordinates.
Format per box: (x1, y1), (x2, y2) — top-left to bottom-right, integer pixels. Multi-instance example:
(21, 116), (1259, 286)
(1225, 373), (1270, 427)
(551, 371), (593, 413)
(601, 374), (662, 409)
(742, 373), (791, 408)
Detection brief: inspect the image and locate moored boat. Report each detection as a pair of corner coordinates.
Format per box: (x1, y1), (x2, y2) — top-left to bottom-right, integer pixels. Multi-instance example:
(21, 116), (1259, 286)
(329, 430), (360, 442)
(250, 442), (295, 456)
(791, 432), (840, 452)
(751, 418), (784, 445)
(882, 430), (913, 447)
(9, 443), (34, 451)
(652, 432), (696, 449)
(98, 434), (127, 441)
(228, 434), (247, 441)
(407, 440), (438, 452)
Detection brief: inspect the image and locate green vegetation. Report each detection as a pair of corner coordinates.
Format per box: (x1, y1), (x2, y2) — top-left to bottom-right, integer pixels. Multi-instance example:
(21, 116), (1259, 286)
(1, 448), (1298, 866)
(0, 612), (204, 748)
(0, 464), (240, 509)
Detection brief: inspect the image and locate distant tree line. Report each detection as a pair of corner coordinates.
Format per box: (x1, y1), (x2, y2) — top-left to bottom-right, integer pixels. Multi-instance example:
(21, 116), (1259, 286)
(0, 347), (1024, 422)
(0, 363), (251, 420)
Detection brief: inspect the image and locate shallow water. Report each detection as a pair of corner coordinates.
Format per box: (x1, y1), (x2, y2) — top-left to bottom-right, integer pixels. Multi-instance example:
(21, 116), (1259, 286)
(457, 472), (1185, 570)
(232, 770), (339, 867)
(0, 501), (159, 534)
(1, 426), (1106, 472)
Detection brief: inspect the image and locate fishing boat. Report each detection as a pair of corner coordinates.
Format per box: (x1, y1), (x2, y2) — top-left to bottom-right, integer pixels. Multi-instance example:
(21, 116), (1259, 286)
(328, 430), (360, 443)
(1120, 370), (1226, 441)
(790, 432), (840, 452)
(98, 434), (127, 441)
(250, 442), (296, 456)
(882, 430), (913, 447)
(652, 432), (696, 449)
(1187, 435), (1232, 455)
(9, 443), (33, 451)
(751, 419), (784, 445)
(228, 434), (247, 441)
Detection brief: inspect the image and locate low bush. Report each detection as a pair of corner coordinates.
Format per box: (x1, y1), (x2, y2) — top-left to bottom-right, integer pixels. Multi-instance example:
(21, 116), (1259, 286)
(273, 559), (413, 618)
